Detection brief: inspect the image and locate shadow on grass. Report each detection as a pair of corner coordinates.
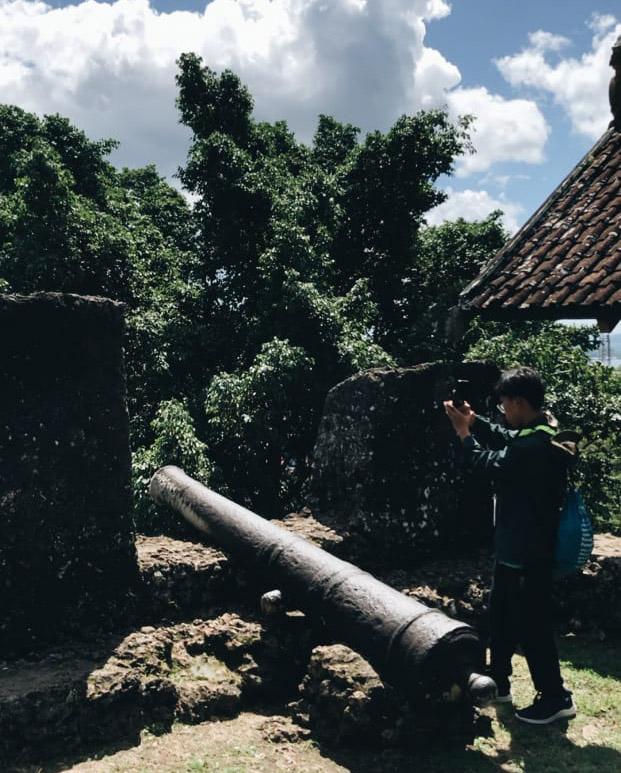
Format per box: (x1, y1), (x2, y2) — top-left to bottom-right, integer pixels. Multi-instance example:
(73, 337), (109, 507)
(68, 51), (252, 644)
(0, 625), (180, 773)
(306, 714), (499, 773)
(313, 743), (501, 773)
(496, 705), (621, 773)
(312, 701), (621, 773)
(316, 746), (500, 773)
(558, 635), (621, 681)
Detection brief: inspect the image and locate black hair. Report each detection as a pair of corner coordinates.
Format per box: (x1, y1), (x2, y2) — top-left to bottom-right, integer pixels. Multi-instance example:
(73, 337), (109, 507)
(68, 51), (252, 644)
(495, 366), (545, 411)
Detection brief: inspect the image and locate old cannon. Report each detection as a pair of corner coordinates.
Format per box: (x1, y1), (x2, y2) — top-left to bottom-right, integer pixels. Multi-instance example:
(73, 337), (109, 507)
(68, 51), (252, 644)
(149, 466), (496, 707)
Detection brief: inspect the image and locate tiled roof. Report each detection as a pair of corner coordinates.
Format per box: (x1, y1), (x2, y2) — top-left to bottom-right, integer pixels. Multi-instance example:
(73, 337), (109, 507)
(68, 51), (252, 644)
(460, 127), (621, 324)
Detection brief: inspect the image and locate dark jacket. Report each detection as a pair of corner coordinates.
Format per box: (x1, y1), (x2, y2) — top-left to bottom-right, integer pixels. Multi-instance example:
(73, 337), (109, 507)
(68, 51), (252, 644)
(462, 415), (574, 568)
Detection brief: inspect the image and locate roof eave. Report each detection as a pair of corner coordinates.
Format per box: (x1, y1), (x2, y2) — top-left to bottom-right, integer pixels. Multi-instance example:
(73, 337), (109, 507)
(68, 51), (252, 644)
(458, 127), (616, 306)
(460, 302), (621, 325)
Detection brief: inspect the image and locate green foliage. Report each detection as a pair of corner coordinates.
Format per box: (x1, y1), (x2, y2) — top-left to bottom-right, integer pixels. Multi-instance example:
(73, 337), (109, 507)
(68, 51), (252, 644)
(0, 108), (130, 299)
(204, 339), (315, 513)
(466, 322), (621, 532)
(133, 399), (214, 534)
(0, 104), (207, 451)
(176, 53), (254, 143)
(312, 114), (360, 171)
(0, 63), (514, 526)
(399, 213), (508, 362)
(168, 53), (480, 514)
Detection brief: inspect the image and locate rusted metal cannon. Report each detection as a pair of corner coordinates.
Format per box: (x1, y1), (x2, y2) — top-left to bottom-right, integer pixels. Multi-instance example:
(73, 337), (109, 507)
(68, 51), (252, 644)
(149, 466), (496, 706)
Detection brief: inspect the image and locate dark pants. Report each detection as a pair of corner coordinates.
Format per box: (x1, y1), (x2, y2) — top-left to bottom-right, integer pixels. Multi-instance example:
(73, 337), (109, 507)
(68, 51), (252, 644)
(489, 562), (564, 696)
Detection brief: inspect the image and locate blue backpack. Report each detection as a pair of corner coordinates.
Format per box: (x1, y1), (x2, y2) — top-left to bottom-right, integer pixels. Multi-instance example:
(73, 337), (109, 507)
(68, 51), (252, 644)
(554, 488), (593, 577)
(519, 425), (593, 576)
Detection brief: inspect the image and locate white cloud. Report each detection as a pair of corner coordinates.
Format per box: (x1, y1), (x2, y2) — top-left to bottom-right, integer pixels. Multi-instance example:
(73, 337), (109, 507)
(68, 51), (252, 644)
(0, 0), (464, 179)
(588, 13), (617, 35)
(446, 87), (549, 176)
(0, 0), (550, 186)
(497, 16), (621, 139)
(423, 0), (452, 21)
(478, 172), (532, 189)
(528, 30), (570, 53)
(425, 187), (524, 233)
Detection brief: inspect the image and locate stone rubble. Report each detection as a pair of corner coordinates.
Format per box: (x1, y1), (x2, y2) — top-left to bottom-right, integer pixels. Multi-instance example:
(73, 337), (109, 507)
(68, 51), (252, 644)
(0, 611), (313, 766)
(1, 525), (619, 767)
(292, 644), (476, 748)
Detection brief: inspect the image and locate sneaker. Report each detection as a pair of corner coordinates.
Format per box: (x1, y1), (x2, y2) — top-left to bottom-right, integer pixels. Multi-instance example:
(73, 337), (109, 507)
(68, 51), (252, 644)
(515, 690), (576, 725)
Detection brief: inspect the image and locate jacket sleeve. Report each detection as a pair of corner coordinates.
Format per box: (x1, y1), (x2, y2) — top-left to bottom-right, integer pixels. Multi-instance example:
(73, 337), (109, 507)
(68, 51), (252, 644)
(472, 416), (518, 450)
(461, 434), (527, 481)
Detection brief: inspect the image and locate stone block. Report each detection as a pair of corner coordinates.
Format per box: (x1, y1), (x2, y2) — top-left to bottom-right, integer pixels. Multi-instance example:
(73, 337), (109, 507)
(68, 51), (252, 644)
(308, 361), (499, 559)
(0, 292), (138, 654)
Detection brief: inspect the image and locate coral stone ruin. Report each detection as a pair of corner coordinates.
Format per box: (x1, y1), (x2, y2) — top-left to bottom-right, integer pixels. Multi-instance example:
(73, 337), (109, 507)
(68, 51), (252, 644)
(0, 292), (138, 655)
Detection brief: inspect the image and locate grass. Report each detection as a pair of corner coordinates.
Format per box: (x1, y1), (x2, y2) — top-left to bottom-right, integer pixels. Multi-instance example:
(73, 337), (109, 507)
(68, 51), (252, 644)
(184, 744), (260, 772)
(409, 634), (621, 773)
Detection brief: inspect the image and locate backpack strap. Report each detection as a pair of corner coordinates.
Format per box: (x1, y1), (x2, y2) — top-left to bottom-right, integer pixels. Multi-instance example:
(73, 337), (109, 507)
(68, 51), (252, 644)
(517, 424), (558, 438)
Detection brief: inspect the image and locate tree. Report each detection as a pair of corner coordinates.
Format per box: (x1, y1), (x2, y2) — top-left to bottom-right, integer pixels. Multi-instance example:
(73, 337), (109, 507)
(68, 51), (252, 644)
(397, 213), (508, 363)
(162, 54), (484, 516)
(1, 65), (511, 527)
(133, 399), (214, 534)
(0, 104), (201, 447)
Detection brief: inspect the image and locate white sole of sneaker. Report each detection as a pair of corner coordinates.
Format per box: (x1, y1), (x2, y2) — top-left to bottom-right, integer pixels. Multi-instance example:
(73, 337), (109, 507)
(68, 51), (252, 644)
(515, 705), (577, 725)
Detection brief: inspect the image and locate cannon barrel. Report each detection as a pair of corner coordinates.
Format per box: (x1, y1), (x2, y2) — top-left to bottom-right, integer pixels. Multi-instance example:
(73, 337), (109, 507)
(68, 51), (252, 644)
(149, 466), (495, 706)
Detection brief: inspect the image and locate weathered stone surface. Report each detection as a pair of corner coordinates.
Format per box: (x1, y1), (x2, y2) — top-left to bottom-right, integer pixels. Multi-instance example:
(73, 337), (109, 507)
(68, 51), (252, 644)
(1, 528), (618, 765)
(191, 612), (314, 699)
(259, 715), (311, 743)
(0, 612), (314, 766)
(293, 644), (474, 747)
(135, 516), (345, 624)
(0, 292), (138, 655)
(308, 361), (499, 559)
(380, 553), (492, 631)
(556, 536), (621, 635)
(135, 530), (621, 641)
(136, 535), (235, 622)
(380, 533), (621, 638)
(295, 644), (408, 744)
(273, 508), (347, 556)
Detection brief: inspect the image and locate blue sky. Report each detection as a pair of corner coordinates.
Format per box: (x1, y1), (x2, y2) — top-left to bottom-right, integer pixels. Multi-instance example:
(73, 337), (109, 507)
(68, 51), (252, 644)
(426, 0), (621, 221)
(1, 1), (620, 236)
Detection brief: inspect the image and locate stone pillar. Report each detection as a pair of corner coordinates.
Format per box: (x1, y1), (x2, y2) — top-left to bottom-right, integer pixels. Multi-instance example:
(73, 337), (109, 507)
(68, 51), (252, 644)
(308, 361), (499, 560)
(0, 293), (138, 654)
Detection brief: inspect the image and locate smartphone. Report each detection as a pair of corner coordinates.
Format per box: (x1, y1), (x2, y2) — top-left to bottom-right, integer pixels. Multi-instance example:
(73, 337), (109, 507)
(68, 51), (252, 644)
(451, 379), (471, 409)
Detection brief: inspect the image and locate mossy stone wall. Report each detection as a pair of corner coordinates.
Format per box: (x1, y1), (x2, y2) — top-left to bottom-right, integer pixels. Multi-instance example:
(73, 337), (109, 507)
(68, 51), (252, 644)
(308, 361), (499, 560)
(0, 293), (138, 654)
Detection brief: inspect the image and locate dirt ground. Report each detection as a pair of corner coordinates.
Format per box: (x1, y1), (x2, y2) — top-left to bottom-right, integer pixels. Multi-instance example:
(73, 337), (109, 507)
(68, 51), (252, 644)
(4, 531), (620, 773)
(12, 709), (487, 773)
(14, 634), (619, 773)
(55, 713), (350, 773)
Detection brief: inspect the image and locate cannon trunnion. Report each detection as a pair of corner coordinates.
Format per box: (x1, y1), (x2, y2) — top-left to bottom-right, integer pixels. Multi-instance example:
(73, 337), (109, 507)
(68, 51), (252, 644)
(149, 465), (496, 707)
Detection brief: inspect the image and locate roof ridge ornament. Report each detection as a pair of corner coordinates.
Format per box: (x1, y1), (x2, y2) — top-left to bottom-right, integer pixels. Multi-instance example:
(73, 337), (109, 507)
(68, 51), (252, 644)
(610, 35), (621, 131)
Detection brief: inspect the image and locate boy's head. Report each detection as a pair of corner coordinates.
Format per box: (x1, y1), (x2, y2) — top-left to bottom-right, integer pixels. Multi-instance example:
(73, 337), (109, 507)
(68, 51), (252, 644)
(495, 367), (545, 427)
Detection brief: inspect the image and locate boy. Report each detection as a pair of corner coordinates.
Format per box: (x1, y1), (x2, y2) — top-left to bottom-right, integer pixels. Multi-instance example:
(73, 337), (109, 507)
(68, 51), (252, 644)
(444, 366), (576, 725)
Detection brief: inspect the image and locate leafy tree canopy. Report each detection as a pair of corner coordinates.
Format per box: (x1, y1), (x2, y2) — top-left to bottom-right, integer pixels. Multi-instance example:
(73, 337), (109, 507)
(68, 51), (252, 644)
(0, 64), (512, 525)
(0, 104), (201, 444)
(167, 53), (489, 516)
(5, 59), (616, 534)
